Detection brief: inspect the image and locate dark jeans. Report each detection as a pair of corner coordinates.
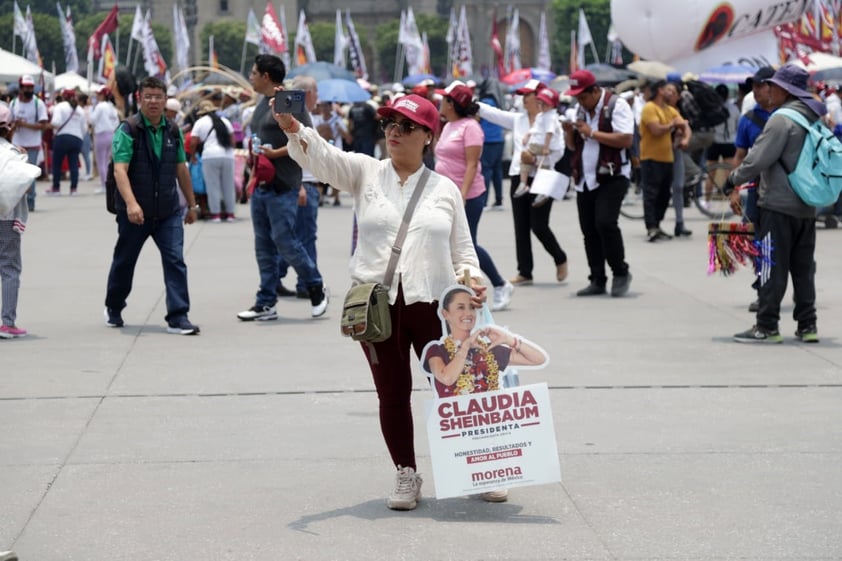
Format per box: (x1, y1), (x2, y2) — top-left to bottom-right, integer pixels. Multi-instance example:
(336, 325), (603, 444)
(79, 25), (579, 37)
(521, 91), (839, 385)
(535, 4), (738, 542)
(481, 141), (504, 205)
(756, 208), (817, 332)
(465, 191), (505, 287)
(105, 211), (190, 323)
(251, 187), (323, 308)
(576, 176), (630, 285)
(510, 175), (567, 279)
(52, 134), (82, 192)
(641, 159), (674, 230)
(25, 148), (38, 210)
(362, 284), (441, 471)
(279, 182), (320, 293)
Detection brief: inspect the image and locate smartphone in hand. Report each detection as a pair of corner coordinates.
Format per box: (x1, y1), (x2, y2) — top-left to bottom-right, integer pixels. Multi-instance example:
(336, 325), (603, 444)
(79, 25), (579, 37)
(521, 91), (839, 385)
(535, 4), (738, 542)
(273, 90), (306, 114)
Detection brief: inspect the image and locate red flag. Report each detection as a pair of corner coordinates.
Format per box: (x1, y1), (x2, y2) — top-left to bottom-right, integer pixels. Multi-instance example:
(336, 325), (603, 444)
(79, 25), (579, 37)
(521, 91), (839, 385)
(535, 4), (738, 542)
(490, 11), (505, 78)
(260, 2), (287, 55)
(88, 5), (119, 60)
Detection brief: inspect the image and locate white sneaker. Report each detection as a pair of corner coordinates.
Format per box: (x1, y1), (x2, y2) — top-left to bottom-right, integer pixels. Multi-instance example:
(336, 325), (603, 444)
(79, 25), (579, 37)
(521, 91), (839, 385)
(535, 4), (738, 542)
(310, 287), (329, 318)
(513, 184), (530, 198)
(237, 305), (278, 321)
(387, 465), (422, 510)
(491, 281), (514, 311)
(93, 187), (106, 194)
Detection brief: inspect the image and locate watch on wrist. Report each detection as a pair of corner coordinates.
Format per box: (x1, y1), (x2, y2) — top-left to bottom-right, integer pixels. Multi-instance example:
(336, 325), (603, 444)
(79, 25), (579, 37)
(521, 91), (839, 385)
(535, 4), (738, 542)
(189, 204), (200, 212)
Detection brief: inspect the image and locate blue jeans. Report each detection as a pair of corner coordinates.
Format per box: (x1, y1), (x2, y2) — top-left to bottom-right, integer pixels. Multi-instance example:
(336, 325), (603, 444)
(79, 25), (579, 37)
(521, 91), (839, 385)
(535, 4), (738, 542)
(52, 134), (82, 192)
(465, 192), (505, 287)
(279, 182), (320, 293)
(105, 212), (191, 323)
(25, 148), (39, 210)
(481, 142), (504, 205)
(251, 187), (323, 307)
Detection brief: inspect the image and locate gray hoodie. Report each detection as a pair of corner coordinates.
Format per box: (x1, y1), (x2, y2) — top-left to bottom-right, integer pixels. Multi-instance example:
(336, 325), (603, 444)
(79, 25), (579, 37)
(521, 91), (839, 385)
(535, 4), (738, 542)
(729, 99), (817, 219)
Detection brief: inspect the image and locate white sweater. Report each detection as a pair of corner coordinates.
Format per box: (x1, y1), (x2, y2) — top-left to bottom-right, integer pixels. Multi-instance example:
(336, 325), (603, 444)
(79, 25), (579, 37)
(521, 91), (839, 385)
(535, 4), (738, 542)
(286, 126), (481, 305)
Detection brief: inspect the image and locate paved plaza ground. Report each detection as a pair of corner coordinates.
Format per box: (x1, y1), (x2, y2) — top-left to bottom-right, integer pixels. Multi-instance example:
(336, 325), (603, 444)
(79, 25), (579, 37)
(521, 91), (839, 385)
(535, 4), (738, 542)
(1, 178), (841, 560)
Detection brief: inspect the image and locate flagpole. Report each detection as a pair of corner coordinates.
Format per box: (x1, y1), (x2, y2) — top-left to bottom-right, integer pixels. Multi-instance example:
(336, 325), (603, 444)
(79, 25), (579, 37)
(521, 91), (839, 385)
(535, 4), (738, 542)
(240, 35), (248, 75)
(394, 43), (403, 83)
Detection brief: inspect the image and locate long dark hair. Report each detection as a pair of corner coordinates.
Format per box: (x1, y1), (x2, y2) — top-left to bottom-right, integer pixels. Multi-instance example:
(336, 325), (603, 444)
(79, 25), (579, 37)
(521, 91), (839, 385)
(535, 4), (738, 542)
(209, 112), (232, 149)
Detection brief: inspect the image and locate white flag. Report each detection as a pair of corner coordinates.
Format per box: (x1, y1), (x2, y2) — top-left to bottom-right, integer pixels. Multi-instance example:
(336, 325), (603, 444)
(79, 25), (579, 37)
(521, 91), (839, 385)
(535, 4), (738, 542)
(130, 4), (145, 42)
(505, 8), (521, 73)
(245, 7), (260, 46)
(402, 7), (425, 76)
(57, 3), (79, 73)
(173, 4), (190, 71)
(577, 8), (593, 68)
(536, 11), (551, 72)
(23, 6), (40, 65)
(454, 5), (473, 77)
(345, 9), (368, 80)
(293, 10), (316, 66)
(141, 10), (167, 78)
(333, 9), (346, 67)
(13, 1), (28, 39)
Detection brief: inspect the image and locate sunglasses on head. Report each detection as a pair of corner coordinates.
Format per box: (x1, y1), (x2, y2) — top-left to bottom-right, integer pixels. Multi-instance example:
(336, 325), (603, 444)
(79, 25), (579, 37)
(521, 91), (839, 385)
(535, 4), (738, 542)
(379, 119), (423, 135)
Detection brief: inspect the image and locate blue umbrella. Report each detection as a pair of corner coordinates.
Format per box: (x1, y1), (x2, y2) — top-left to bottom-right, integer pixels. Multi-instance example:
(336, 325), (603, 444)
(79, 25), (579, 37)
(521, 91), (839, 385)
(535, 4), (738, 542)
(402, 73), (442, 88)
(699, 64), (756, 84)
(317, 79), (371, 103)
(287, 61), (357, 82)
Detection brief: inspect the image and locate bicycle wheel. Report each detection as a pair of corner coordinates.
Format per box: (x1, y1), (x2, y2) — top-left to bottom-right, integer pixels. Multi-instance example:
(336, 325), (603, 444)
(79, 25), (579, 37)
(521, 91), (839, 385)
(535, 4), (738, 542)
(694, 162), (735, 219)
(620, 180), (645, 220)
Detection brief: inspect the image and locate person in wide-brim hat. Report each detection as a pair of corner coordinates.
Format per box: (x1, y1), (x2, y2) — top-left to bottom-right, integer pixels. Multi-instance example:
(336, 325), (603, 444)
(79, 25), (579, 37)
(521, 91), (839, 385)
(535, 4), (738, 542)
(764, 63), (826, 117)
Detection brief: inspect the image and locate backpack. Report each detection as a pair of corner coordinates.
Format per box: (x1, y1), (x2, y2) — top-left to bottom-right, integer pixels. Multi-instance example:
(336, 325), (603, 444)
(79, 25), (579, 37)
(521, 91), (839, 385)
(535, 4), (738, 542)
(681, 80), (729, 130)
(776, 107), (842, 207)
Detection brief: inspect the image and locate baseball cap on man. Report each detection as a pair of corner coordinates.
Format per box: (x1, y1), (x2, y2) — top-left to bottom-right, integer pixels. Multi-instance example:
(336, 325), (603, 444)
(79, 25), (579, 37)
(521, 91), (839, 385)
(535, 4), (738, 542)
(565, 70), (597, 96)
(747, 66), (775, 87)
(377, 94), (440, 131)
(19, 75), (35, 87)
(515, 79), (544, 95)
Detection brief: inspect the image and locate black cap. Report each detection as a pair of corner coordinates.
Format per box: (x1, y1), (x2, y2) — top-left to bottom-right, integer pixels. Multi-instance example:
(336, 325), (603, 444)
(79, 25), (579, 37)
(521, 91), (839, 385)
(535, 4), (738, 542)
(746, 66), (776, 87)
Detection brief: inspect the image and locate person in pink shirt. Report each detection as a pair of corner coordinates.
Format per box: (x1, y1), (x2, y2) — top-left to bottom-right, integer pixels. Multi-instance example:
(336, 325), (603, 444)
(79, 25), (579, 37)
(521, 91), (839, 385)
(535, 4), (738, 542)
(435, 82), (513, 311)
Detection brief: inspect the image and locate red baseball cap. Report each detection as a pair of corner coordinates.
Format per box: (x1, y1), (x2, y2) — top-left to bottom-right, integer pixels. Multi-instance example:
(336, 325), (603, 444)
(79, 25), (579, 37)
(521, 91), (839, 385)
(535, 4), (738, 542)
(436, 80), (473, 108)
(19, 74), (35, 87)
(536, 88), (559, 107)
(565, 70), (597, 96)
(62, 88), (77, 99)
(515, 79), (545, 95)
(377, 94), (440, 131)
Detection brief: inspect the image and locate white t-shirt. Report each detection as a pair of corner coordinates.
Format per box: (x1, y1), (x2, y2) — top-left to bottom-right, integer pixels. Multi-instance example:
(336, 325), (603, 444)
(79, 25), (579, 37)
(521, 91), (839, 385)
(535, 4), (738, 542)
(575, 90), (635, 192)
(191, 114), (235, 159)
(89, 101), (120, 135)
(50, 101), (87, 139)
(10, 97), (48, 148)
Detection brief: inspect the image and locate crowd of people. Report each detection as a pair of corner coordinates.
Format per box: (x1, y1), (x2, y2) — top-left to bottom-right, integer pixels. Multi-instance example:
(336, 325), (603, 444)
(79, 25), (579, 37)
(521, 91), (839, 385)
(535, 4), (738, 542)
(1, 55), (839, 514)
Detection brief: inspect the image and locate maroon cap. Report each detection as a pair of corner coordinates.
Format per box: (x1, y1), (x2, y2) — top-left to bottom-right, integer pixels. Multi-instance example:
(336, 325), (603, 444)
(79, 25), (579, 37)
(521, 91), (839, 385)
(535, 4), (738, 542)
(565, 70), (597, 96)
(62, 88), (77, 99)
(536, 88), (559, 107)
(515, 79), (545, 95)
(436, 81), (474, 108)
(377, 94), (440, 131)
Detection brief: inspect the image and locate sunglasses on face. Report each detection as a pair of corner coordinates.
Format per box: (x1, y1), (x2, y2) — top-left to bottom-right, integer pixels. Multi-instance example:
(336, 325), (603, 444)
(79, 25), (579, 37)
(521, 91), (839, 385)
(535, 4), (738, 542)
(380, 119), (423, 135)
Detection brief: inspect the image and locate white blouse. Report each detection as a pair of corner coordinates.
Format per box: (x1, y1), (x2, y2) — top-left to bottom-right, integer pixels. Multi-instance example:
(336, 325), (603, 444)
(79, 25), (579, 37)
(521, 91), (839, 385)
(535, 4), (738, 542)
(286, 126), (481, 305)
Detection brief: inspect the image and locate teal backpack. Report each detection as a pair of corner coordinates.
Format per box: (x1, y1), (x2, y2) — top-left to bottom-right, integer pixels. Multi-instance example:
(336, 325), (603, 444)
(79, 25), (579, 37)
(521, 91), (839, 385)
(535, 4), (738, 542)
(776, 107), (842, 207)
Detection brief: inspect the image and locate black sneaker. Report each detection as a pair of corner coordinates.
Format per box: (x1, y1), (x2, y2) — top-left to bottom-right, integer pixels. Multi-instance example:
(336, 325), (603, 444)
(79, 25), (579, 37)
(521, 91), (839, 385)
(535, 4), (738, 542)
(610, 273), (632, 297)
(576, 283), (607, 297)
(655, 228), (673, 241)
(167, 317), (200, 335)
(748, 299), (759, 313)
(733, 325), (782, 344)
(237, 305), (278, 321)
(276, 283), (296, 298)
(795, 325), (819, 343)
(647, 228), (660, 242)
(104, 307), (124, 328)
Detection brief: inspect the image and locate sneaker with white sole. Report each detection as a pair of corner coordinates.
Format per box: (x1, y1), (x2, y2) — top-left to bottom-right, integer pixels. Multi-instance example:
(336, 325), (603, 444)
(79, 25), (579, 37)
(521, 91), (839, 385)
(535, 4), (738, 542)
(237, 305), (278, 321)
(491, 281), (514, 311)
(387, 465), (422, 510)
(480, 488), (509, 502)
(0, 551), (19, 561)
(0, 325), (27, 339)
(733, 325), (782, 344)
(309, 286), (329, 318)
(166, 317), (200, 335)
(104, 307), (124, 328)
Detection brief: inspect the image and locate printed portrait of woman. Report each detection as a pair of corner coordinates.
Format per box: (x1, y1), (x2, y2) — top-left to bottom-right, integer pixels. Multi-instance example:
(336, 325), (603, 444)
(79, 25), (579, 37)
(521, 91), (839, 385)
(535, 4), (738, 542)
(421, 285), (549, 398)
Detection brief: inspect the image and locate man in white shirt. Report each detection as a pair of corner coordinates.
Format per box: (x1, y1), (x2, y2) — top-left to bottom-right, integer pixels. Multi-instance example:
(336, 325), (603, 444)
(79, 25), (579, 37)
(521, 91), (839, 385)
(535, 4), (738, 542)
(564, 70), (636, 298)
(48, 89), (87, 195)
(10, 75), (48, 210)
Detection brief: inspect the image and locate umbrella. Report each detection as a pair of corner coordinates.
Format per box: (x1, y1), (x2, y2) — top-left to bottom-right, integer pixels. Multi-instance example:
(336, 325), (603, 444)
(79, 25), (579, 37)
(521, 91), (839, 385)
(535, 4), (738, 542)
(401, 73), (442, 88)
(500, 67), (557, 87)
(699, 64), (756, 84)
(585, 63), (637, 86)
(812, 67), (842, 82)
(626, 60), (676, 80)
(317, 79), (371, 103)
(287, 61), (357, 82)
(54, 71), (101, 93)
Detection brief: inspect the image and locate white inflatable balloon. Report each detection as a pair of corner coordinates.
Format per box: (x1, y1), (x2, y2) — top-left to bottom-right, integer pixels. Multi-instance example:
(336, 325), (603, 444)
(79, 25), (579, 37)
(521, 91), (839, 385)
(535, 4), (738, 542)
(611, 0), (810, 62)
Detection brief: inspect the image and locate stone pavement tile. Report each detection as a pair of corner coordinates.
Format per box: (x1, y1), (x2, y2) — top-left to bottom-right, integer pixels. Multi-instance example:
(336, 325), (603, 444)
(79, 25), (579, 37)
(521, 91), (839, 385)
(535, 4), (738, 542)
(13, 461), (609, 561)
(0, 398), (100, 465)
(564, 453), (842, 559)
(0, 466), (60, 548)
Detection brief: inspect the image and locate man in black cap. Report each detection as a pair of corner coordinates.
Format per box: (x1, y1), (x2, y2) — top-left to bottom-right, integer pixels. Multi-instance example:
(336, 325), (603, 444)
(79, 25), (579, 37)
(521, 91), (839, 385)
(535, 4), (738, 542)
(725, 64), (823, 344)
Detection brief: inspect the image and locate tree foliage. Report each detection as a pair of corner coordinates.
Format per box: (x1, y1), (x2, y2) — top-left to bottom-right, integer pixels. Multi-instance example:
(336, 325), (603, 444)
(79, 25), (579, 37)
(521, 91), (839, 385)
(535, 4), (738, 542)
(375, 13), (449, 84)
(201, 20), (257, 73)
(550, 0), (622, 74)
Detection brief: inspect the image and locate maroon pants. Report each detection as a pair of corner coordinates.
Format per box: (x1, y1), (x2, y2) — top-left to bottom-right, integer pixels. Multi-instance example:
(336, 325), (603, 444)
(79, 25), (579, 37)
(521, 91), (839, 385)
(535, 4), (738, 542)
(361, 284), (441, 470)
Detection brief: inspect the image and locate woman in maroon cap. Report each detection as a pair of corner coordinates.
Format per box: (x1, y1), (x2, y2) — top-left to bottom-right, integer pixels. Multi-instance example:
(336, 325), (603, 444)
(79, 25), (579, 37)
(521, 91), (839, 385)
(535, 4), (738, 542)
(275, 94), (483, 511)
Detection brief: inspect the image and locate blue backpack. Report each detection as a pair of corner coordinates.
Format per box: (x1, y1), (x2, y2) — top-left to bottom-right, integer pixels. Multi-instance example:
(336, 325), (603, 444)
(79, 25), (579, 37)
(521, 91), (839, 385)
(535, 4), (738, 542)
(776, 107), (842, 207)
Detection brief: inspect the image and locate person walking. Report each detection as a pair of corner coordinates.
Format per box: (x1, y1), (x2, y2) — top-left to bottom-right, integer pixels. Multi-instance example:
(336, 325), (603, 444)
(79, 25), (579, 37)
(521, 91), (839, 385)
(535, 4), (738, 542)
(10, 75), (48, 211)
(436, 81), (513, 311)
(48, 89), (86, 196)
(277, 94), (483, 510)
(89, 87), (120, 194)
(639, 80), (691, 241)
(725, 65), (823, 344)
(104, 76), (201, 335)
(477, 80), (569, 285)
(190, 100), (237, 222)
(563, 70), (635, 297)
(237, 54), (328, 322)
